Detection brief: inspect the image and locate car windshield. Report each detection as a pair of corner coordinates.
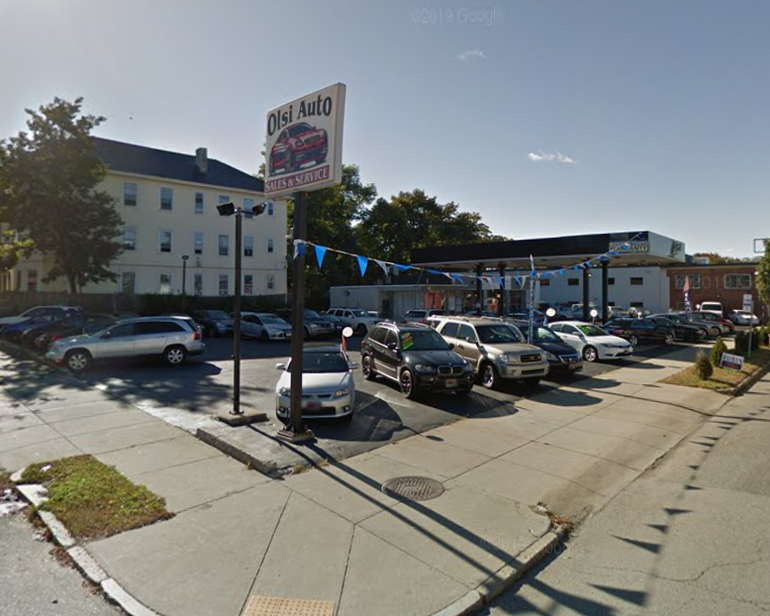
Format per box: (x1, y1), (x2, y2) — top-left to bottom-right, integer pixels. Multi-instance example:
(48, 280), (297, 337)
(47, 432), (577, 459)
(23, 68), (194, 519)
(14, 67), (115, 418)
(350, 309), (369, 317)
(287, 123), (314, 137)
(299, 351), (348, 373)
(577, 324), (609, 336)
(261, 315), (286, 324)
(521, 325), (562, 344)
(208, 311), (230, 321)
(476, 324), (522, 343)
(400, 329), (450, 351)
(304, 310), (322, 319)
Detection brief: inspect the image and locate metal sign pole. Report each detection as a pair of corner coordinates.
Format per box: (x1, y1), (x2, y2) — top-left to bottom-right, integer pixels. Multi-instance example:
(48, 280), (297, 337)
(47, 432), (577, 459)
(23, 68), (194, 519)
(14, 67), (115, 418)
(278, 191), (314, 442)
(232, 210), (243, 414)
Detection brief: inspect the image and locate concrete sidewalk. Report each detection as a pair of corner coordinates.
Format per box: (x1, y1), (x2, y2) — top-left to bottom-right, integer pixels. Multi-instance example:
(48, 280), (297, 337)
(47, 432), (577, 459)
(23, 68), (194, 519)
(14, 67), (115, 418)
(0, 347), (730, 616)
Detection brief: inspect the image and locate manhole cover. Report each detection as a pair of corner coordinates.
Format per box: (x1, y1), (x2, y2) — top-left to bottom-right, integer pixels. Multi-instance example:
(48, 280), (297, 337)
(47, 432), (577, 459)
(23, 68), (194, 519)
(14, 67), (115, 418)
(381, 476), (445, 501)
(243, 595), (334, 616)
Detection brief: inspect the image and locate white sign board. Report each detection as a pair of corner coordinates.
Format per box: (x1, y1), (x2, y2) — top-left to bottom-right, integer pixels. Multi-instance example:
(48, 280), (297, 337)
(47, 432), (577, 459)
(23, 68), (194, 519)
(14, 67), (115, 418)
(264, 83), (346, 198)
(720, 352), (744, 371)
(743, 294), (753, 313)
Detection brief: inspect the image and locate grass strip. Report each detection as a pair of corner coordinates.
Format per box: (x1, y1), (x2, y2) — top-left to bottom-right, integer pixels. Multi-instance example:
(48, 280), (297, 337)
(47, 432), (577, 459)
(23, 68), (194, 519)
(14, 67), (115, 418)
(661, 347), (770, 390)
(20, 455), (173, 541)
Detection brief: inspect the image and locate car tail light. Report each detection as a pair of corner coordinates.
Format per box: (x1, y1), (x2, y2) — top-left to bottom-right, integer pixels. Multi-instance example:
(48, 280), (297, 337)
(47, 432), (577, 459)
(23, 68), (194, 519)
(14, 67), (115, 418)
(193, 330), (201, 341)
(51, 335), (61, 342)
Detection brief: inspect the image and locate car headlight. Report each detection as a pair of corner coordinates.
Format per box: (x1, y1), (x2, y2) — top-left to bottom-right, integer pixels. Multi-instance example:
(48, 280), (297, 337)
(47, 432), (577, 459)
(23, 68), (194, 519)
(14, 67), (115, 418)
(464, 362), (474, 373)
(545, 351), (558, 361)
(499, 353), (520, 364)
(334, 386), (351, 398)
(414, 364), (437, 374)
(308, 323), (319, 329)
(278, 387), (291, 397)
(216, 323), (226, 332)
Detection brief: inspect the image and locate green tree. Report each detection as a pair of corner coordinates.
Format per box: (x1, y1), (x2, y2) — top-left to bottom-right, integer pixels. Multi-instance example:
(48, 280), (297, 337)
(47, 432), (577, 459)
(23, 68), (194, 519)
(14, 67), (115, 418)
(0, 97), (123, 293)
(287, 164), (377, 306)
(756, 240), (770, 323)
(356, 189), (509, 266)
(692, 252), (741, 265)
(0, 232), (34, 275)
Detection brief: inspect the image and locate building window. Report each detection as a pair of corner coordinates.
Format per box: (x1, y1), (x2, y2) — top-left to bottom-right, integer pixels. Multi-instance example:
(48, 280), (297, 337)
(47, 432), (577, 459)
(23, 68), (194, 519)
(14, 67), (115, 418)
(243, 197), (254, 211)
(675, 274), (701, 289)
(267, 238), (274, 253)
(724, 274), (751, 289)
(27, 270), (37, 292)
(244, 236), (254, 257)
(218, 195), (229, 205)
(194, 273), (203, 296)
(159, 274), (172, 294)
(160, 187), (173, 210)
(194, 232), (203, 255)
(630, 277), (644, 286)
(159, 230), (172, 253)
(195, 192), (204, 215)
(121, 272), (136, 295)
(540, 278), (550, 286)
(123, 182), (138, 206)
(218, 274), (229, 296)
(268, 201), (274, 216)
(244, 274), (253, 295)
(630, 301), (644, 309)
(608, 277), (615, 286)
(267, 274), (275, 290)
(218, 235), (229, 256)
(567, 278), (579, 286)
(123, 227), (137, 250)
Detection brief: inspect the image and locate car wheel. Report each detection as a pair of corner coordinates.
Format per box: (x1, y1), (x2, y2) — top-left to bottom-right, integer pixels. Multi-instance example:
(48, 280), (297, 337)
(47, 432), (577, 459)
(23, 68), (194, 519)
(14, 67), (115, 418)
(362, 354), (375, 381)
(664, 333), (675, 345)
(628, 334), (639, 347)
(582, 345), (598, 362)
(65, 350), (92, 373)
(481, 363), (498, 389)
(699, 328), (709, 338)
(355, 324), (367, 337)
(260, 330), (270, 342)
(709, 326), (720, 337)
(34, 334), (48, 350)
(163, 345), (188, 366)
(400, 369), (417, 399)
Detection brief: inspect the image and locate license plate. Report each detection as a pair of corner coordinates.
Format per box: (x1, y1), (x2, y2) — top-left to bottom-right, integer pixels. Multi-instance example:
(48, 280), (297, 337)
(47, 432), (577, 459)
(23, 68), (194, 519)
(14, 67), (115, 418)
(445, 379), (458, 388)
(304, 401), (321, 411)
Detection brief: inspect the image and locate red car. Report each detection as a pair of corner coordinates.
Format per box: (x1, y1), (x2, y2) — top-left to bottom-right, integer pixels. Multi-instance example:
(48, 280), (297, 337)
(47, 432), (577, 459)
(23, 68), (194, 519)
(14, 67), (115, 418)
(269, 122), (328, 175)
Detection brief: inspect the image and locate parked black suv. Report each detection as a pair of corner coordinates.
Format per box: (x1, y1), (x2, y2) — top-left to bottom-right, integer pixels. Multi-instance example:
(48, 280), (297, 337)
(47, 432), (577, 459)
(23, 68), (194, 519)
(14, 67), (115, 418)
(360, 322), (474, 398)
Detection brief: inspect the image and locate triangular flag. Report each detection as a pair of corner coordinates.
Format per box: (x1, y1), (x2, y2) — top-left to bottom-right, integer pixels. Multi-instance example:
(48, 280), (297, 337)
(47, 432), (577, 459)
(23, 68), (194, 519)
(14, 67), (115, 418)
(559, 269), (565, 276)
(357, 255), (368, 277)
(374, 259), (389, 277)
(294, 240), (306, 259)
(573, 264), (581, 270)
(584, 260), (592, 268)
(452, 273), (465, 284)
(514, 276), (521, 286)
(315, 245), (327, 268)
(393, 263), (412, 272)
(543, 272), (550, 279)
(498, 276), (505, 288)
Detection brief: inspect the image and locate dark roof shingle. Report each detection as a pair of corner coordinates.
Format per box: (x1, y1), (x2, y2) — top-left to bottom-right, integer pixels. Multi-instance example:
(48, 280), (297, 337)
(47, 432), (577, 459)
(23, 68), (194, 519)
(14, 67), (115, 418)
(92, 137), (264, 192)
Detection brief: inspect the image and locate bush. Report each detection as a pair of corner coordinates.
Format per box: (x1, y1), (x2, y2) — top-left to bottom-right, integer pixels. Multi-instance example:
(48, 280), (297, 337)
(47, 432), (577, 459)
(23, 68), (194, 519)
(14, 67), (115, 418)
(759, 326), (770, 347)
(695, 350), (714, 380)
(710, 337), (728, 366)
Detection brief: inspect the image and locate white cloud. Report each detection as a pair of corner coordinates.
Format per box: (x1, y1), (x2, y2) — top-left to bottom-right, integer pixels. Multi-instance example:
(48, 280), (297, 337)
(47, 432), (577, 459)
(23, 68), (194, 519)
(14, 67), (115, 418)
(528, 150), (577, 164)
(457, 48), (485, 62)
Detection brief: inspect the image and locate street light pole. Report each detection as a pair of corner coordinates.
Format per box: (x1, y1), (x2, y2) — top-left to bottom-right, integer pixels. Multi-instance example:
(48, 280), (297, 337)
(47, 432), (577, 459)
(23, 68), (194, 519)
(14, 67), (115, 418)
(216, 201), (266, 416)
(181, 255), (189, 311)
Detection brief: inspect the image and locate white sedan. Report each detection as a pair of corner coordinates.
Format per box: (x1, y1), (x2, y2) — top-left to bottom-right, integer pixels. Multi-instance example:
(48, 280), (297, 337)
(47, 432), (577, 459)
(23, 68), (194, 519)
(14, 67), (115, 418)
(728, 310), (760, 326)
(275, 345), (358, 422)
(241, 312), (292, 341)
(549, 321), (633, 362)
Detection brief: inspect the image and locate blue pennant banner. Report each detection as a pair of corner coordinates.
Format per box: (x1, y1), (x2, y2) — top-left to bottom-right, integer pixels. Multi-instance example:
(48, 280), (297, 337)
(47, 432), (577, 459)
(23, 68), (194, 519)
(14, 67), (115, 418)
(393, 264), (412, 272)
(315, 245), (327, 268)
(357, 255), (368, 277)
(294, 241), (306, 259)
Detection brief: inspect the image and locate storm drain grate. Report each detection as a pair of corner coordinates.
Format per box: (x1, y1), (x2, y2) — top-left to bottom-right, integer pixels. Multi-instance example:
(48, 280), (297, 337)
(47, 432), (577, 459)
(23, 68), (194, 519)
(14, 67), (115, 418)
(381, 476), (445, 501)
(243, 596), (335, 616)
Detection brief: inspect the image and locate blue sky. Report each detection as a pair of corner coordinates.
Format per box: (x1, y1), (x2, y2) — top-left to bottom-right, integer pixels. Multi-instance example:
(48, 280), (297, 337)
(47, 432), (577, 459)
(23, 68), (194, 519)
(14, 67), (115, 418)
(2, 0), (768, 258)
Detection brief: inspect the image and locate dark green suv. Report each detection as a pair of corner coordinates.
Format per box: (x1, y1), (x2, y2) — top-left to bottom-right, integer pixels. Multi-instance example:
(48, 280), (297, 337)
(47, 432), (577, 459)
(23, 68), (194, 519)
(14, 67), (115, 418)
(360, 322), (475, 399)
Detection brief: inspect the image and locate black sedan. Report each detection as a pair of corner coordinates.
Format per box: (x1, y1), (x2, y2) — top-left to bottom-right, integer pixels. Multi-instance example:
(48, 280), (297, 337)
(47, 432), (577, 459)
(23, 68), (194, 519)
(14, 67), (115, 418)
(511, 321), (583, 376)
(21, 313), (119, 350)
(646, 315), (705, 342)
(602, 318), (677, 346)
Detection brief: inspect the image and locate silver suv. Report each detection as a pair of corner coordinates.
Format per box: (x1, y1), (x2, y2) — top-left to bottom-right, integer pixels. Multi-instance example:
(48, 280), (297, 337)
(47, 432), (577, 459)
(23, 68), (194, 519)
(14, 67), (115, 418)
(434, 317), (549, 389)
(45, 316), (205, 373)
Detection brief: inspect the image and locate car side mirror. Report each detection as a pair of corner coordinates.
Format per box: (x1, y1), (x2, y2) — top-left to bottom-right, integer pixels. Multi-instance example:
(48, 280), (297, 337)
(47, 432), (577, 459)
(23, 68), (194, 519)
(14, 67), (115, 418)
(276, 363), (285, 370)
(448, 343), (455, 349)
(349, 362), (360, 370)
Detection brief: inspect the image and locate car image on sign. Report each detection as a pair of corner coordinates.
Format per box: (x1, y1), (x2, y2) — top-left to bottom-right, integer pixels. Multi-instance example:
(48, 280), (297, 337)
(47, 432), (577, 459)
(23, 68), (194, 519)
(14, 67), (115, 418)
(269, 122), (328, 176)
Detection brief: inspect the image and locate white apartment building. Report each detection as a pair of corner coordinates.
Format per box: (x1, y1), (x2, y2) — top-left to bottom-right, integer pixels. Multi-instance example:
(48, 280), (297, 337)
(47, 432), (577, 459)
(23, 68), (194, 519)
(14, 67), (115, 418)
(4, 138), (288, 298)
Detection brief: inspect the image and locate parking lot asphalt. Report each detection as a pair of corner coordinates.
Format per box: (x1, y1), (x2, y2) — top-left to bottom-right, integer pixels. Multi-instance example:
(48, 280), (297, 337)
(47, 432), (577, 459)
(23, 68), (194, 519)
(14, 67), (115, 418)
(47, 334), (693, 471)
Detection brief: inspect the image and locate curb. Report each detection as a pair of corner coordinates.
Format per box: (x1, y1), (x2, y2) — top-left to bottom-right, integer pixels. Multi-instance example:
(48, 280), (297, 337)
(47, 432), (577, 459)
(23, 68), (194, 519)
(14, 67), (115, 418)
(717, 360), (770, 396)
(13, 481), (165, 616)
(427, 525), (568, 616)
(195, 427), (281, 477)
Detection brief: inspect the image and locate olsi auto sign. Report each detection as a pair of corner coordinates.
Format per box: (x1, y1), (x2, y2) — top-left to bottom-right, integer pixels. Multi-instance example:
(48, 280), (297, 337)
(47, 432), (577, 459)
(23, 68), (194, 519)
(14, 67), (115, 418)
(264, 83), (346, 197)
